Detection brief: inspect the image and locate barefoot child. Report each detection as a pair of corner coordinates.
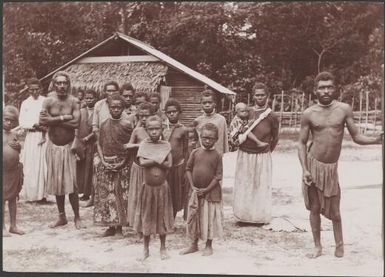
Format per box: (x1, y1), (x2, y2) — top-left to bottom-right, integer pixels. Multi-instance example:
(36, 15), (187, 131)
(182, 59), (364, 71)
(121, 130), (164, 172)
(180, 123), (223, 256)
(3, 106), (25, 236)
(163, 98), (189, 218)
(94, 94), (132, 237)
(228, 102), (269, 151)
(125, 102), (154, 229)
(133, 115), (174, 260)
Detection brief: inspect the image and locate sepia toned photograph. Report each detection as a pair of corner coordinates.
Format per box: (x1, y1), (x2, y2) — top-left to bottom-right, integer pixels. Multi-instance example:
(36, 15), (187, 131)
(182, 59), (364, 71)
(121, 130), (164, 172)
(2, 1), (383, 276)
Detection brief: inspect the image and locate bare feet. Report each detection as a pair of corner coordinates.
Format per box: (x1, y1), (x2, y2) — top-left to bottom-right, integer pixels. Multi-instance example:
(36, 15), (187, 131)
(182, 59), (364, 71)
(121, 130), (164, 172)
(74, 217), (85, 229)
(335, 243), (344, 258)
(202, 246), (213, 256)
(142, 248), (150, 261)
(36, 198), (48, 205)
(3, 226), (11, 237)
(179, 244), (199, 255)
(160, 248), (170, 260)
(306, 246), (322, 259)
(9, 226), (25, 235)
(49, 215), (68, 228)
(102, 227), (116, 237)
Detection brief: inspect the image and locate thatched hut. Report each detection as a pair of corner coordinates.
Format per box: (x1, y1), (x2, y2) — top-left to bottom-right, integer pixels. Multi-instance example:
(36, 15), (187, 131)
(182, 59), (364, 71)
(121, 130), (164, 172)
(40, 32), (235, 125)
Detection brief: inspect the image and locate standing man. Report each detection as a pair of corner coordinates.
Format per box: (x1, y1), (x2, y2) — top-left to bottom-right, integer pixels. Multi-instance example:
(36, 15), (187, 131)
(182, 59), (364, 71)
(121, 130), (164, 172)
(233, 82), (279, 224)
(19, 78), (48, 203)
(298, 71), (382, 258)
(39, 71), (84, 229)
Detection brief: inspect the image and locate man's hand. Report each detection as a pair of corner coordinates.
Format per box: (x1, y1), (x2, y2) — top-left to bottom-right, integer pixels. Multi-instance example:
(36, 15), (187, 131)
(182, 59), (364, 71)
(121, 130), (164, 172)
(302, 170), (313, 186)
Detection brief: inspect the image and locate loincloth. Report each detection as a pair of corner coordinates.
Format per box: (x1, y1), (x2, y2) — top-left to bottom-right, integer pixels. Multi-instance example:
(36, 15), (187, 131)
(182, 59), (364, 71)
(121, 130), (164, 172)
(302, 154), (340, 220)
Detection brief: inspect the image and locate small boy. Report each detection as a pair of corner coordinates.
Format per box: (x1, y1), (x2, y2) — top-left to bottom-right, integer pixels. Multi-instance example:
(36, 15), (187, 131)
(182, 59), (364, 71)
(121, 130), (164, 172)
(149, 92), (167, 123)
(228, 102), (268, 151)
(133, 115), (174, 260)
(75, 89), (97, 202)
(3, 105), (25, 236)
(180, 123), (223, 256)
(163, 98), (189, 218)
(193, 90), (228, 156)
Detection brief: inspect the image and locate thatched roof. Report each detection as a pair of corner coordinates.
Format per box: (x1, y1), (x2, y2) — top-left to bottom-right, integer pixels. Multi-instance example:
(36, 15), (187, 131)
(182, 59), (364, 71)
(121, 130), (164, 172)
(63, 62), (168, 94)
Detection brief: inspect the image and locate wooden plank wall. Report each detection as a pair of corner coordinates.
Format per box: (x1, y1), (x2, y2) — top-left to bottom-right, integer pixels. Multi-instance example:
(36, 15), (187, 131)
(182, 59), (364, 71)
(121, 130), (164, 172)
(166, 69), (205, 126)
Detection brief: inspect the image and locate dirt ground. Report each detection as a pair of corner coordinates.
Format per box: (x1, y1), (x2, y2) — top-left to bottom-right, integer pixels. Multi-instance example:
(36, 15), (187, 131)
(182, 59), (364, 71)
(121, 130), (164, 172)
(2, 139), (383, 276)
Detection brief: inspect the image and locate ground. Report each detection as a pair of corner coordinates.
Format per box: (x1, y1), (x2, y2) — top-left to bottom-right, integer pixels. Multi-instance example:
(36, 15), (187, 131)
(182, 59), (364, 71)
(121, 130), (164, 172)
(2, 137), (383, 276)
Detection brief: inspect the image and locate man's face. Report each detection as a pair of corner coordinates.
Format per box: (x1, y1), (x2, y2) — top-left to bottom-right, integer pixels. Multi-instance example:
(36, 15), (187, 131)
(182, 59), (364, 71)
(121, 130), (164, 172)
(108, 100), (124, 119)
(3, 115), (17, 131)
(165, 105), (180, 123)
(149, 96), (160, 111)
(84, 93), (97, 108)
(28, 84), (40, 100)
(315, 80), (335, 105)
(200, 129), (217, 149)
(201, 96), (215, 114)
(253, 89), (267, 107)
(138, 109), (151, 126)
(54, 76), (70, 98)
(122, 90), (134, 107)
(146, 120), (162, 142)
(105, 84), (119, 97)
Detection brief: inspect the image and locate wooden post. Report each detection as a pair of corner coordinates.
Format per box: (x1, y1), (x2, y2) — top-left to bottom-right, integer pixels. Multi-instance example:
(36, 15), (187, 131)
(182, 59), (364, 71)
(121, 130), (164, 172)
(364, 91), (369, 133)
(301, 92), (305, 111)
(373, 97), (377, 134)
(272, 95), (276, 112)
(308, 93), (311, 108)
(358, 91), (363, 132)
(289, 94), (293, 128)
(279, 90), (284, 132)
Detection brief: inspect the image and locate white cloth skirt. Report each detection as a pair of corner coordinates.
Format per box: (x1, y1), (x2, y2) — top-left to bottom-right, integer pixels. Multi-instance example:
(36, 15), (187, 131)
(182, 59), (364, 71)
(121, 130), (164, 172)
(19, 131), (47, 201)
(233, 150), (272, 224)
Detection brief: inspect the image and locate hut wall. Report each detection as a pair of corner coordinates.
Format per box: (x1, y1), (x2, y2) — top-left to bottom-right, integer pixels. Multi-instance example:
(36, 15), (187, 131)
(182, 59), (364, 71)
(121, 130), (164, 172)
(166, 69), (205, 126)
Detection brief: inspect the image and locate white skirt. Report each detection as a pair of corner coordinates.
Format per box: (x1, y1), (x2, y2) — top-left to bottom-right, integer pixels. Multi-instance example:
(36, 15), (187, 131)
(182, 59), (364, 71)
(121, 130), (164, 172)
(19, 131), (47, 201)
(233, 150), (272, 223)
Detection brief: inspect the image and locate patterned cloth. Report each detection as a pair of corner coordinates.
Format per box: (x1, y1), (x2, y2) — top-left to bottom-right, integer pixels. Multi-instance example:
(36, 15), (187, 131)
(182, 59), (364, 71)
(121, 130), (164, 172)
(302, 154), (340, 220)
(45, 139), (77, 196)
(94, 156), (130, 227)
(228, 115), (248, 152)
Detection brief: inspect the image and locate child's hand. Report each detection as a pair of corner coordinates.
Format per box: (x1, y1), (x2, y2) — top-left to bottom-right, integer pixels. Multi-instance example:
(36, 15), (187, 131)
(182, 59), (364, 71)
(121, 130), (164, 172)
(8, 140), (21, 151)
(196, 187), (208, 197)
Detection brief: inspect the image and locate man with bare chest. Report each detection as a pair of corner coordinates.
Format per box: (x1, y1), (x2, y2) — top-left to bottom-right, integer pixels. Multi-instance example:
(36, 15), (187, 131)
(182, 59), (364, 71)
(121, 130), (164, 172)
(298, 71), (382, 258)
(39, 71), (84, 229)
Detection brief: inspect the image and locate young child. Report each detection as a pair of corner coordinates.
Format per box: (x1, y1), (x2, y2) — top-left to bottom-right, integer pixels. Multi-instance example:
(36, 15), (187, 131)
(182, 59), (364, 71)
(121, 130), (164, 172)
(193, 90), (228, 156)
(125, 102), (154, 229)
(228, 102), (268, 151)
(93, 94), (132, 237)
(163, 98), (189, 218)
(133, 115), (174, 260)
(75, 89), (98, 202)
(180, 123), (223, 256)
(3, 105), (25, 237)
(149, 92), (167, 124)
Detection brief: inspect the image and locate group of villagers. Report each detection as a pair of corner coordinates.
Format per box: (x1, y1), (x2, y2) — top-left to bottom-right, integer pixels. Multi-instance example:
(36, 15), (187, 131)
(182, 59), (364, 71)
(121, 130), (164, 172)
(3, 70), (382, 261)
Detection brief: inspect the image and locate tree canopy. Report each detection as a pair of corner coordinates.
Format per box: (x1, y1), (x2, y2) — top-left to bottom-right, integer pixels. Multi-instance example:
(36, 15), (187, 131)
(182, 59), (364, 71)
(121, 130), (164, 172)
(3, 2), (383, 107)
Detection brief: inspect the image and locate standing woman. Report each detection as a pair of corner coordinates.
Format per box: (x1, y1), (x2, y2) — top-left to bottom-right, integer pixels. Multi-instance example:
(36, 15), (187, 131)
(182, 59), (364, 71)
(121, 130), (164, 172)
(233, 82), (279, 224)
(93, 94), (133, 237)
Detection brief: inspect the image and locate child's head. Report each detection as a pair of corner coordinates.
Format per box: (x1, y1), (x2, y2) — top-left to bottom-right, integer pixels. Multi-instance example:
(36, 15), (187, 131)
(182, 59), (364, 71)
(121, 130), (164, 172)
(200, 123), (218, 149)
(138, 102), (154, 126)
(145, 115), (163, 142)
(164, 98), (182, 124)
(120, 83), (135, 108)
(84, 89), (98, 108)
(3, 105), (19, 131)
(135, 92), (149, 106)
(77, 90), (85, 101)
(107, 94), (125, 119)
(200, 89), (216, 115)
(235, 102), (249, 120)
(149, 92), (161, 112)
